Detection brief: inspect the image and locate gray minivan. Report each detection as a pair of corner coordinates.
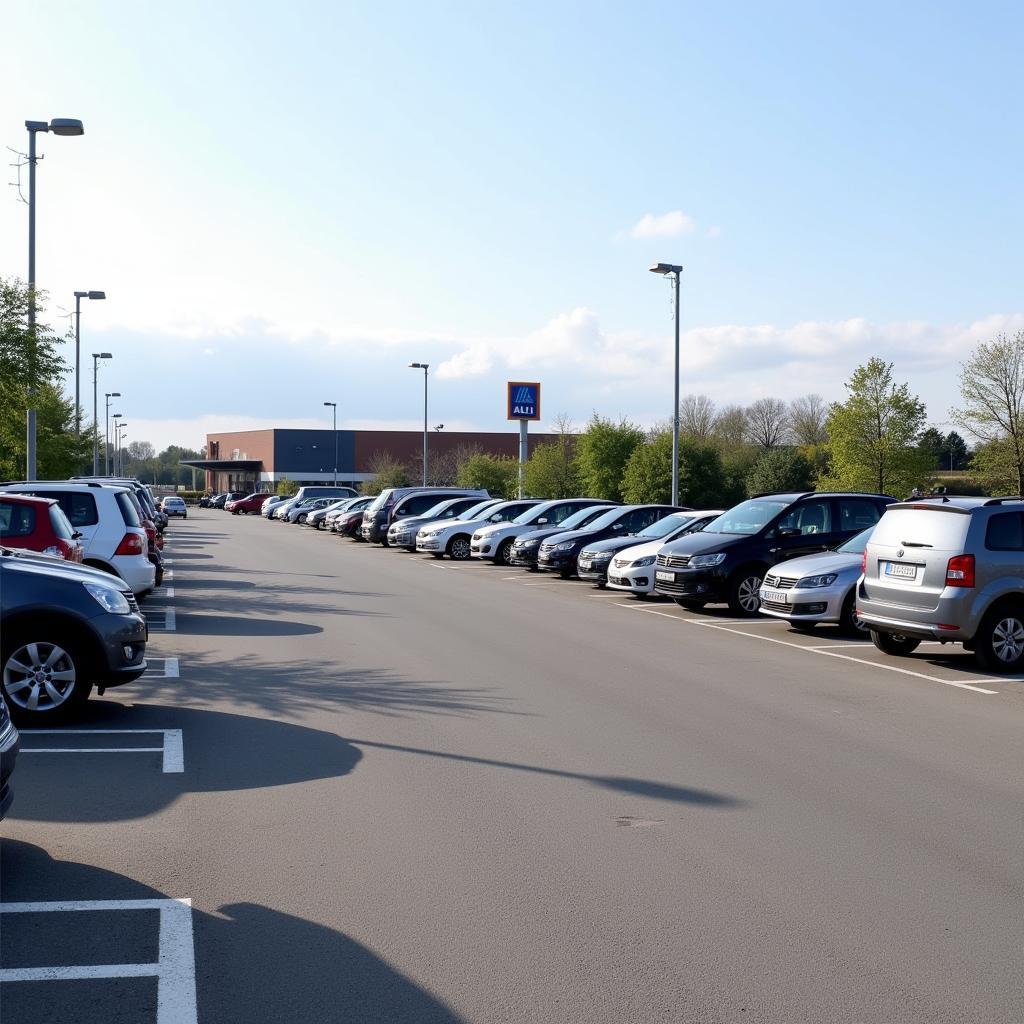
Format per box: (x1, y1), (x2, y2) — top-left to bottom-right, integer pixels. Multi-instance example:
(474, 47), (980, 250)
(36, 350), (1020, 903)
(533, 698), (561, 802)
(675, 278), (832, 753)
(360, 487), (489, 545)
(858, 496), (1024, 670)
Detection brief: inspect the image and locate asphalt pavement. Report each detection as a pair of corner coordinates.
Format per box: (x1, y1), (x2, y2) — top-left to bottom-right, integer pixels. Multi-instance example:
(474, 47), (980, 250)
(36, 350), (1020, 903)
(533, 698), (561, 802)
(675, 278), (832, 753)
(3, 508), (1023, 1023)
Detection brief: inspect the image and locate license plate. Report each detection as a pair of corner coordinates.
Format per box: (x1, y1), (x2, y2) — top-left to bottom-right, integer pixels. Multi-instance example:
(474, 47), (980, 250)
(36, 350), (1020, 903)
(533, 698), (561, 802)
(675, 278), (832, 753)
(885, 562), (917, 580)
(655, 570), (675, 582)
(579, 560), (591, 569)
(761, 588), (789, 604)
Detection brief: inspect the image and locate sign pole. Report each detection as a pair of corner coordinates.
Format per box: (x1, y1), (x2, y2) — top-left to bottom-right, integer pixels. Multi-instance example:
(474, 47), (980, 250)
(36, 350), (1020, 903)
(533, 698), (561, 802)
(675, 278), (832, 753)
(507, 381), (541, 500)
(518, 420), (528, 498)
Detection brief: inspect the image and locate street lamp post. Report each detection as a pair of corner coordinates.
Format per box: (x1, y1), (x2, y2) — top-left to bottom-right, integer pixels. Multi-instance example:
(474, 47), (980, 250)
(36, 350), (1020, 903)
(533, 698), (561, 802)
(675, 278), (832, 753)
(105, 392), (121, 474)
(323, 402), (338, 486)
(91, 352), (112, 473)
(116, 423), (128, 476)
(73, 290), (106, 436)
(111, 413), (122, 473)
(408, 363), (429, 486)
(649, 263), (683, 506)
(25, 118), (85, 480)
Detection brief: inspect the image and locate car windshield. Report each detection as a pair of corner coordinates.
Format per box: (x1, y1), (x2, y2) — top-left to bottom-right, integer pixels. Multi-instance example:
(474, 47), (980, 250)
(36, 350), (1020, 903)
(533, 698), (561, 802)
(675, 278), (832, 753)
(513, 502), (560, 525)
(706, 499), (790, 535)
(461, 499), (497, 519)
(367, 491), (391, 512)
(556, 506), (612, 531)
(837, 527), (874, 554)
(421, 499), (459, 519)
(636, 514), (690, 539)
(578, 506), (632, 531)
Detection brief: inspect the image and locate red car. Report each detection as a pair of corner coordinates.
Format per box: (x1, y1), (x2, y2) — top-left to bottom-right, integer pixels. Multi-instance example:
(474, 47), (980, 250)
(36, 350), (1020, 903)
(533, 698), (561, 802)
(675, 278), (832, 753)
(333, 509), (366, 539)
(0, 494), (84, 562)
(227, 492), (275, 515)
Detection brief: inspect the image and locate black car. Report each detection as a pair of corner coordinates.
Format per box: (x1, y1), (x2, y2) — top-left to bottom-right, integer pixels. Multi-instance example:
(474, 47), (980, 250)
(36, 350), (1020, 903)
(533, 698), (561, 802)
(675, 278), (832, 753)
(0, 548), (149, 721)
(508, 503), (617, 568)
(577, 509), (720, 585)
(652, 491), (896, 615)
(211, 491), (246, 509)
(537, 504), (687, 577)
(0, 696), (19, 820)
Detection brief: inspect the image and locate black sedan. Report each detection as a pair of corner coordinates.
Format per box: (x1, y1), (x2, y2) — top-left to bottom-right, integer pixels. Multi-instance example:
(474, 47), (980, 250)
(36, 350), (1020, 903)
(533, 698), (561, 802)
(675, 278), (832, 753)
(508, 504), (617, 569)
(536, 505), (687, 578)
(0, 696), (19, 820)
(0, 548), (148, 721)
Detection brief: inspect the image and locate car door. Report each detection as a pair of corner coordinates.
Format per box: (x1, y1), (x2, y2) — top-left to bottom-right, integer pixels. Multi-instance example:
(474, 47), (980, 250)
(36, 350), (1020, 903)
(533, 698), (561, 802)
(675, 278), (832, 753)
(835, 496), (886, 543)
(766, 498), (836, 564)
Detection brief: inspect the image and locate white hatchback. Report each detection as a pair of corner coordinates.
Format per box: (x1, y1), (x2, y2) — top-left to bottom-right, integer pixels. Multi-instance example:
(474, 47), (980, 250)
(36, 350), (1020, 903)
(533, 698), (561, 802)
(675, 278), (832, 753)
(161, 496), (187, 518)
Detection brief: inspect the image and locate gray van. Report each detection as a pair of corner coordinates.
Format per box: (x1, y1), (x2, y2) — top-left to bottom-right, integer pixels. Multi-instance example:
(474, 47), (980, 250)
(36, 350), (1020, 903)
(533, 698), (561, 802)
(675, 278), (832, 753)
(858, 496), (1024, 670)
(360, 487), (489, 544)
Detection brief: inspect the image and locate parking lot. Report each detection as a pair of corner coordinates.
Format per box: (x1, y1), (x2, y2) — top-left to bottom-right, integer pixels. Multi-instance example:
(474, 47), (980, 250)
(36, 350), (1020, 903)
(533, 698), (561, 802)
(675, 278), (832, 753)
(4, 508), (1024, 1023)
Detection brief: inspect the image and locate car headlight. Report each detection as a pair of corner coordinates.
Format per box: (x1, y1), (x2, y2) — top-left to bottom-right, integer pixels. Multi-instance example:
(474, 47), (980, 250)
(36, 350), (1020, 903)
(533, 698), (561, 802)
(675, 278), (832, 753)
(631, 555), (655, 567)
(555, 541), (575, 551)
(796, 573), (838, 588)
(518, 538), (540, 549)
(688, 552), (727, 568)
(84, 582), (131, 614)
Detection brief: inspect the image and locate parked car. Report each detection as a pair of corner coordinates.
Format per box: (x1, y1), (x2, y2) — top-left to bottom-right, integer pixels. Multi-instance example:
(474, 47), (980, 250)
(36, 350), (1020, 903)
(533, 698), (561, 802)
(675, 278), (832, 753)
(653, 491), (895, 615)
(759, 526), (874, 634)
(606, 510), (725, 596)
(161, 495), (188, 518)
(261, 494), (291, 518)
(858, 496), (1024, 670)
(0, 482), (156, 595)
(74, 477), (167, 530)
(199, 493), (220, 508)
(211, 491), (246, 509)
(333, 502), (375, 538)
(0, 494), (84, 562)
(286, 496), (336, 524)
(387, 497), (499, 549)
(291, 485), (359, 504)
(0, 547), (148, 721)
(509, 503), (617, 569)
(226, 492), (272, 515)
(361, 488), (490, 545)
(319, 496), (372, 531)
(0, 696), (19, 819)
(416, 499), (542, 560)
(471, 498), (613, 565)
(538, 505), (684, 578)
(306, 498), (356, 530)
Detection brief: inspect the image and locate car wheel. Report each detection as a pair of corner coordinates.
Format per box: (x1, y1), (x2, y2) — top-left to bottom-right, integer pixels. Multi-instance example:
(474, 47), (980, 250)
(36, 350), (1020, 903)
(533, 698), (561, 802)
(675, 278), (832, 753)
(673, 598), (706, 610)
(727, 568), (765, 616)
(496, 539), (515, 566)
(2, 637), (91, 721)
(974, 606), (1024, 672)
(448, 536), (471, 561)
(839, 592), (869, 637)
(870, 630), (921, 657)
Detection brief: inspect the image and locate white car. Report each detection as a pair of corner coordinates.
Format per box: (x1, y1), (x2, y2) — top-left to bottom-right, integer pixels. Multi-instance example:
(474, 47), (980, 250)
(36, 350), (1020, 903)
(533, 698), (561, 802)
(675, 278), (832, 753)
(0, 481), (156, 595)
(470, 499), (612, 566)
(161, 496), (187, 518)
(261, 495), (291, 518)
(606, 509), (725, 597)
(416, 499), (540, 560)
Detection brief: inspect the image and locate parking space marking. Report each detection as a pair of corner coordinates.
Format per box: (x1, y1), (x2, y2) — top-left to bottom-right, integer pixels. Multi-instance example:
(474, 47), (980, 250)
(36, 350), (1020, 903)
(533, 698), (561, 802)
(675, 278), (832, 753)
(147, 657), (180, 679)
(147, 608), (177, 632)
(19, 729), (185, 772)
(150, 586), (176, 599)
(0, 898), (197, 1024)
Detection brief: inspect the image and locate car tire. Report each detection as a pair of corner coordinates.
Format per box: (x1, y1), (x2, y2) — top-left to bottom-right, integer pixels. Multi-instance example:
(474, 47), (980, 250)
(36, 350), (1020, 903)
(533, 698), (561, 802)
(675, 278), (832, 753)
(727, 567), (765, 616)
(496, 539), (515, 566)
(2, 635), (92, 722)
(448, 536), (471, 561)
(870, 630), (921, 657)
(974, 605), (1024, 672)
(839, 592), (869, 637)
(674, 598), (706, 610)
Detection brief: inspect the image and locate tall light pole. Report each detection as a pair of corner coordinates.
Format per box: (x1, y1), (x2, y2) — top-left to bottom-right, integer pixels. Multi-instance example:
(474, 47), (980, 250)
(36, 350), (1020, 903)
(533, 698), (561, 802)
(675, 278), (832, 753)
(73, 290), (105, 436)
(111, 413), (122, 473)
(25, 118), (85, 480)
(105, 392), (121, 474)
(649, 263), (683, 505)
(323, 401), (338, 486)
(91, 352), (112, 473)
(116, 423), (129, 476)
(408, 363), (429, 485)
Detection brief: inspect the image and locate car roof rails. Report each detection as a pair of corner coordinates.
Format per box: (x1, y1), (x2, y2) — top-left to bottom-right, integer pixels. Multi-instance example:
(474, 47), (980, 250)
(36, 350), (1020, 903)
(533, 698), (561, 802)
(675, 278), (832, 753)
(983, 496), (1024, 505)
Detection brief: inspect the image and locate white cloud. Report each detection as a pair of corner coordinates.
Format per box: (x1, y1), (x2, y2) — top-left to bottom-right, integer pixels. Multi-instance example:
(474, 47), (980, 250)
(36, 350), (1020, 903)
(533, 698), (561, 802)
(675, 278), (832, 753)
(624, 211), (697, 239)
(706, 225), (722, 240)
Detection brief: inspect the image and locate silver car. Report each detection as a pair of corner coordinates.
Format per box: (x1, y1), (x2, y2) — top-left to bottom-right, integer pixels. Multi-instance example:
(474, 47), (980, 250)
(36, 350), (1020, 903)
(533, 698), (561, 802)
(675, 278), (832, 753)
(759, 528), (872, 634)
(858, 496), (1024, 671)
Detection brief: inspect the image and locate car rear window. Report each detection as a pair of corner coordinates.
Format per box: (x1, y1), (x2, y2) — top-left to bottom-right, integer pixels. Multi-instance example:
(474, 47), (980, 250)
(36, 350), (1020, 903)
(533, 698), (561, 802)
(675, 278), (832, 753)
(50, 491), (99, 527)
(985, 511), (1024, 551)
(870, 506), (969, 550)
(0, 501), (36, 537)
(49, 506), (75, 540)
(115, 491), (142, 528)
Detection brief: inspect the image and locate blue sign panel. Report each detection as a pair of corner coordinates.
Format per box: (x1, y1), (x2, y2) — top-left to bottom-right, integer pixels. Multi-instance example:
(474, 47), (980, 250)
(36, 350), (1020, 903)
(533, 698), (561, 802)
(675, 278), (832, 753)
(507, 381), (541, 421)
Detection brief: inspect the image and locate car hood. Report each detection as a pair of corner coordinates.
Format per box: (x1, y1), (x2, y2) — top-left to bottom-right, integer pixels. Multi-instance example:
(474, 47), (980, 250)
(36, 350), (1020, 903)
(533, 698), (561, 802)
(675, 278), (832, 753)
(517, 525), (586, 544)
(578, 535), (650, 555)
(769, 550), (862, 578)
(2, 549), (131, 591)
(540, 527), (608, 546)
(658, 530), (755, 557)
(391, 515), (433, 531)
(609, 538), (665, 562)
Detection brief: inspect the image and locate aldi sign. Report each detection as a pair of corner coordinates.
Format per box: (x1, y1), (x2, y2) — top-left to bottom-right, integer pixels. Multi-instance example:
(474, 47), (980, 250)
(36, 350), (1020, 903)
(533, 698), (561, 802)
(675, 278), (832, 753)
(507, 381), (541, 421)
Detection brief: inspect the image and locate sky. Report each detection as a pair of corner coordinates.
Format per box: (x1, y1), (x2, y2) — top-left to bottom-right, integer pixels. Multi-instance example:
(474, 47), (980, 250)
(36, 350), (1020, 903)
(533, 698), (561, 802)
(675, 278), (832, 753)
(3, 1), (1023, 451)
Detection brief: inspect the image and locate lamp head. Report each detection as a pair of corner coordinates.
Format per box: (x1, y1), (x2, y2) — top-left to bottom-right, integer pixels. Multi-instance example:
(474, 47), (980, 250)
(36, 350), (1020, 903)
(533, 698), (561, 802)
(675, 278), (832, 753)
(88, 291), (106, 300)
(323, 401), (336, 408)
(408, 362), (429, 370)
(113, 413), (122, 419)
(649, 263), (683, 275)
(48, 119), (84, 136)
(107, 392), (121, 398)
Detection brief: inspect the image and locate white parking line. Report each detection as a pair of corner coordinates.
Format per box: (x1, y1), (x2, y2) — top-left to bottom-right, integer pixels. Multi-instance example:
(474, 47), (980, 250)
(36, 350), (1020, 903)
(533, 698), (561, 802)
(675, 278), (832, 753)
(147, 657), (180, 679)
(147, 609), (177, 632)
(0, 898), (197, 1024)
(19, 729), (185, 772)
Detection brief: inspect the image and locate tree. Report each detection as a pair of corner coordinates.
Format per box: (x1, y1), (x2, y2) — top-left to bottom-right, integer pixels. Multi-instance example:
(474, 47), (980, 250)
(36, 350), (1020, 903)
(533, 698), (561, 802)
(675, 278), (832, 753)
(821, 358), (931, 496)
(970, 439), (1017, 495)
(276, 477), (298, 496)
(361, 452), (410, 495)
(127, 440), (156, 462)
(524, 417), (579, 498)
(746, 447), (813, 495)
(573, 414), (645, 501)
(456, 453), (519, 498)
(917, 426), (947, 470)
(621, 432), (741, 507)
(678, 394), (716, 440)
(713, 405), (748, 449)
(954, 331), (1024, 493)
(945, 431), (969, 471)
(745, 397), (790, 448)
(788, 394), (829, 447)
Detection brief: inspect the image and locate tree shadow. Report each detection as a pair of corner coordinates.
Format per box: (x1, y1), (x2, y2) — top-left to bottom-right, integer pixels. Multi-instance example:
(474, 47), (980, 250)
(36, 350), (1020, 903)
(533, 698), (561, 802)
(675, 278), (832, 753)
(174, 612), (330, 636)
(0, 842), (465, 1023)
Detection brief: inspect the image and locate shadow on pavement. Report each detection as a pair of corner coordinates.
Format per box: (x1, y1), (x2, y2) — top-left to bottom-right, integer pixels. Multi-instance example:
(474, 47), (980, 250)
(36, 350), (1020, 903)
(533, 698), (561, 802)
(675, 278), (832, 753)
(174, 612), (330, 636)
(10, 705), (361, 823)
(0, 841), (465, 1024)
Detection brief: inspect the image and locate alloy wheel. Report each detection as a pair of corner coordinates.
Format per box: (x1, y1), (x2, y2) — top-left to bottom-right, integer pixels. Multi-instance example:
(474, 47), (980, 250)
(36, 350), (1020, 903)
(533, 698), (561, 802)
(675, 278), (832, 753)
(4, 642), (78, 713)
(737, 575), (762, 613)
(449, 537), (471, 560)
(992, 616), (1024, 663)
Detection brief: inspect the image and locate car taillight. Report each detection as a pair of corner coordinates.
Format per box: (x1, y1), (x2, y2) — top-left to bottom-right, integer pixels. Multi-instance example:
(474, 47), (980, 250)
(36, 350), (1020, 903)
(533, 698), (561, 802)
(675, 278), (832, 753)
(860, 550), (867, 574)
(945, 554), (975, 588)
(114, 532), (145, 556)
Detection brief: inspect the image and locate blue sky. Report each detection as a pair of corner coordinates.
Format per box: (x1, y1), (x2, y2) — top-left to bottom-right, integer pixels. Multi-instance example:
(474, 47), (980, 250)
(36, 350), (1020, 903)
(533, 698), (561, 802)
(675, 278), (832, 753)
(4, 1), (1022, 449)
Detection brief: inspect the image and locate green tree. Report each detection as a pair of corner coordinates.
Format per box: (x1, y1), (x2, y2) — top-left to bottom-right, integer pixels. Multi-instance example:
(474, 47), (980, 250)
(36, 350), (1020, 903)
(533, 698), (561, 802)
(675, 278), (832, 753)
(917, 426), (947, 469)
(457, 453), (519, 498)
(820, 358), (931, 496)
(360, 452), (411, 495)
(621, 431), (740, 507)
(945, 431), (969, 471)
(573, 414), (645, 501)
(954, 331), (1024, 493)
(746, 447), (813, 495)
(524, 417), (579, 498)
(276, 477), (299, 496)
(970, 439), (1018, 495)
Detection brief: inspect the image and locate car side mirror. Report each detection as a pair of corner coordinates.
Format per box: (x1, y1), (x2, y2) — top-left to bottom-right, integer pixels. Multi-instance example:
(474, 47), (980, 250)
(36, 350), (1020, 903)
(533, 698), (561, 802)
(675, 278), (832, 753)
(612, 523), (623, 530)
(72, 531), (82, 540)
(778, 527), (800, 538)
(537, 518), (548, 524)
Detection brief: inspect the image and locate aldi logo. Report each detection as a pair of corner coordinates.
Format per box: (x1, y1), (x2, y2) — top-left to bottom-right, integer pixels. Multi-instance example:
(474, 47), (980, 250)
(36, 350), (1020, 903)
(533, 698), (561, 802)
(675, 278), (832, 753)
(507, 381), (541, 421)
